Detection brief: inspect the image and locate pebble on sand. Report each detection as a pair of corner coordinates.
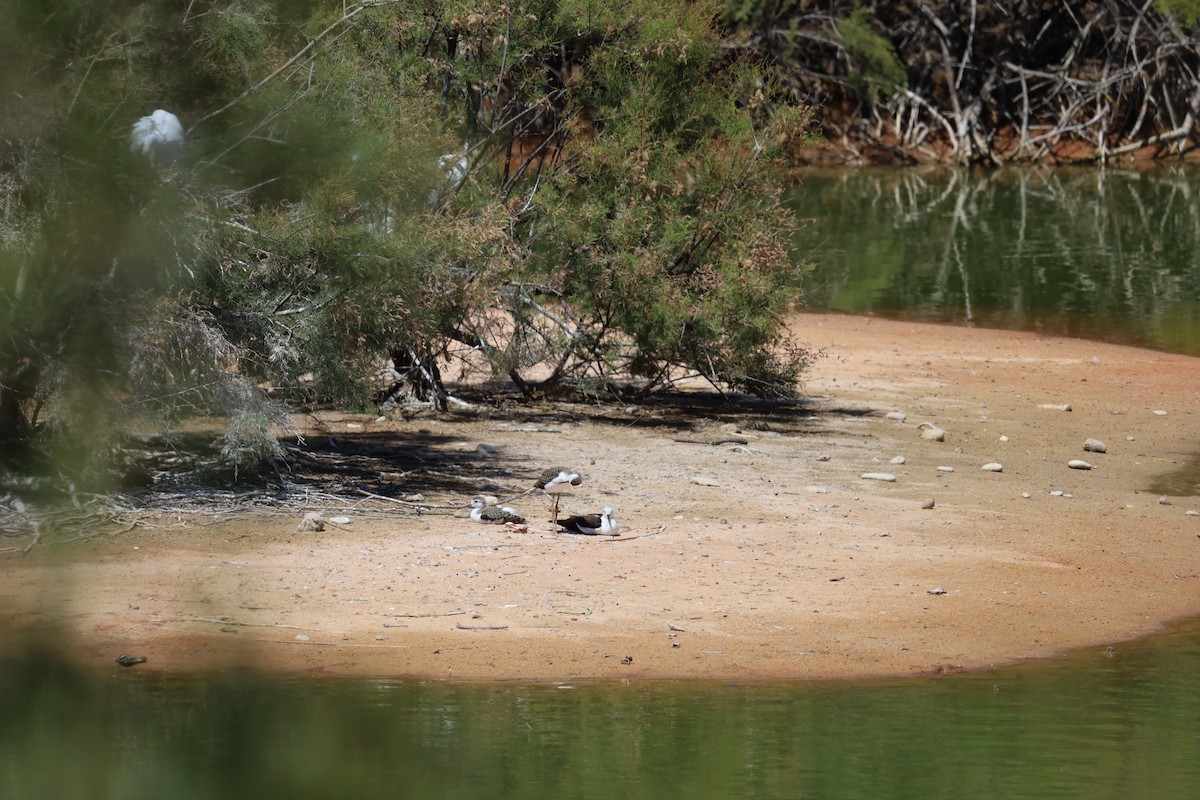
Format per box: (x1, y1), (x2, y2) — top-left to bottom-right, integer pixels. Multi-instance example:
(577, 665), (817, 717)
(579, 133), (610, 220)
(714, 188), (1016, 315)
(918, 422), (946, 441)
(1068, 459), (1093, 470)
(297, 512), (325, 532)
(981, 462), (1004, 472)
(890, 456), (906, 465)
(861, 472), (897, 482)
(886, 411), (907, 422)
(1083, 438), (1107, 453)
(1038, 403), (1073, 411)
(921, 498), (936, 509)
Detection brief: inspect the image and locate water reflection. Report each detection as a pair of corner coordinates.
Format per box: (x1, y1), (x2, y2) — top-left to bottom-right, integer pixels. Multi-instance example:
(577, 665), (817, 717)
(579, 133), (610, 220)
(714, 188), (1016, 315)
(3, 619), (1199, 799)
(788, 167), (1200, 355)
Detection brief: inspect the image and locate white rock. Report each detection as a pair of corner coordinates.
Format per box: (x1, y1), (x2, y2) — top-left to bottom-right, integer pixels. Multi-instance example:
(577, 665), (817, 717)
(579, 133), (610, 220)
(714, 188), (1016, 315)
(998, 435), (1009, 442)
(328, 516), (352, 525)
(691, 476), (720, 486)
(861, 472), (897, 482)
(937, 466), (955, 473)
(981, 462), (1004, 472)
(885, 411), (907, 422)
(1153, 409), (1168, 416)
(346, 422), (364, 430)
(1021, 492), (1032, 499)
(920, 498), (935, 509)
(297, 512), (325, 532)
(918, 422), (946, 441)
(890, 456), (906, 465)
(1038, 403), (1073, 411)
(1050, 490), (1064, 496)
(1067, 459), (1093, 470)
(295, 634), (311, 642)
(1083, 438), (1107, 453)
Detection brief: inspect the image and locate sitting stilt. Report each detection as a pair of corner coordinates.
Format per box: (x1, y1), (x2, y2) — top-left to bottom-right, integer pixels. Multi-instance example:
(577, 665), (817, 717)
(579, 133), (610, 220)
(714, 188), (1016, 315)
(556, 507), (620, 536)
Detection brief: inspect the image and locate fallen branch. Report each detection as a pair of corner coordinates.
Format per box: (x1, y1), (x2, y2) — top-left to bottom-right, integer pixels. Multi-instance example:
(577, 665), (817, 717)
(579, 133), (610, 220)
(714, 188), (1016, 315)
(163, 615), (315, 631)
(455, 623), (509, 630)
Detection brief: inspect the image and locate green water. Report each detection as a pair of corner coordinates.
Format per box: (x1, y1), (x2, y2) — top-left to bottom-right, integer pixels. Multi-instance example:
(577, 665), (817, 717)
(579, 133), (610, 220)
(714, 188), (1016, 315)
(788, 167), (1200, 356)
(4, 620), (1200, 799)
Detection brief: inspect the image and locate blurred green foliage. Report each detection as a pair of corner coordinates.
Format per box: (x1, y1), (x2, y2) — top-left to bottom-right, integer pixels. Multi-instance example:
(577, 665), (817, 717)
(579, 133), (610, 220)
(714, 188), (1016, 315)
(0, 0), (813, 490)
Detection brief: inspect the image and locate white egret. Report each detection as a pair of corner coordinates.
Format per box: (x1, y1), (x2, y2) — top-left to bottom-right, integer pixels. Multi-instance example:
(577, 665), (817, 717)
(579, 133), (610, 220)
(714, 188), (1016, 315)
(131, 109), (185, 168)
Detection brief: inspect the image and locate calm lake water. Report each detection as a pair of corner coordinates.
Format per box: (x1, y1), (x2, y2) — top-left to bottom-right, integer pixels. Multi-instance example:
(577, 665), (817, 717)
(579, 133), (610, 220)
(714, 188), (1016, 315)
(5, 167), (1200, 798)
(3, 619), (1200, 799)
(788, 167), (1200, 356)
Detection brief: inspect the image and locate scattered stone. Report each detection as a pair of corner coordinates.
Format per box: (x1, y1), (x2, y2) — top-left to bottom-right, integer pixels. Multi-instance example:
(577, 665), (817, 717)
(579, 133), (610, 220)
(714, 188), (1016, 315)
(476, 442), (498, 454)
(829, 576), (846, 582)
(1153, 409), (1168, 416)
(625, 405), (640, 415)
(375, 416), (387, 423)
(668, 623), (685, 632)
(328, 516), (351, 525)
(691, 476), (720, 487)
(115, 653), (147, 668)
(918, 422), (946, 441)
(861, 472), (897, 482)
(920, 498), (936, 509)
(1050, 490), (1065, 497)
(1021, 492), (1032, 499)
(1083, 438), (1107, 453)
(297, 512), (325, 532)
(981, 462), (1004, 472)
(1187, 510), (1200, 517)
(1068, 459), (1093, 470)
(885, 411), (907, 422)
(1038, 403), (1073, 411)
(927, 587), (947, 595)
(937, 466), (955, 473)
(295, 634), (311, 642)
(890, 456), (906, 465)
(1126, 436), (1135, 442)
(816, 454), (832, 462)
(1159, 496), (1170, 505)
(998, 435), (1009, 442)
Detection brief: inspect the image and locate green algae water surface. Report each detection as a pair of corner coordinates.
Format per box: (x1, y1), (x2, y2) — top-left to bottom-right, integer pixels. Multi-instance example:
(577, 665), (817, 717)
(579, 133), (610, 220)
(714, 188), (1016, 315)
(3, 619), (1199, 800)
(788, 167), (1200, 356)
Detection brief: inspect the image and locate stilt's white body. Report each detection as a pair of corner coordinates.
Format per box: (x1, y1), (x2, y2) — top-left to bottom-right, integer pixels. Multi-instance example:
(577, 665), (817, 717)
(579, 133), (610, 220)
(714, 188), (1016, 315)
(533, 467), (583, 526)
(469, 497), (525, 524)
(558, 506), (620, 536)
